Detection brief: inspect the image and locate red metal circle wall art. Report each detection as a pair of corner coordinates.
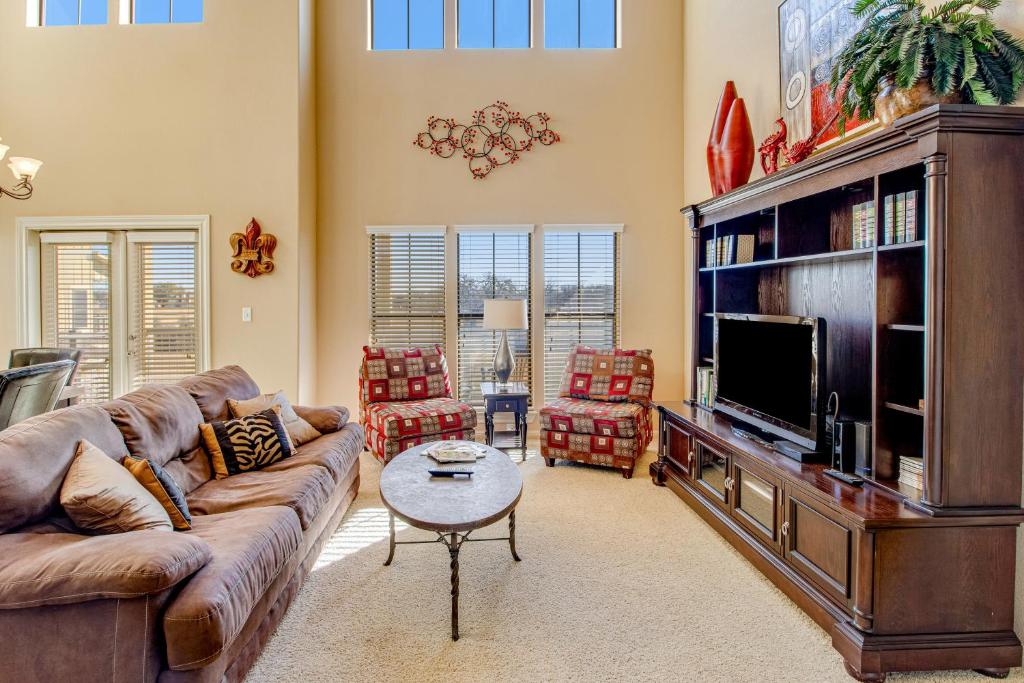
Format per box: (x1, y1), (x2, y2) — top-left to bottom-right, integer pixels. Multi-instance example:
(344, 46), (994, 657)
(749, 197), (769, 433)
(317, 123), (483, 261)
(413, 101), (561, 180)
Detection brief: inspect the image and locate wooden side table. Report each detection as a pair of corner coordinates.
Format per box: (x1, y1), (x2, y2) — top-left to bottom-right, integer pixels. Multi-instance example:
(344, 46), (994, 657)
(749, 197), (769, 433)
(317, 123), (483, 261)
(481, 382), (529, 462)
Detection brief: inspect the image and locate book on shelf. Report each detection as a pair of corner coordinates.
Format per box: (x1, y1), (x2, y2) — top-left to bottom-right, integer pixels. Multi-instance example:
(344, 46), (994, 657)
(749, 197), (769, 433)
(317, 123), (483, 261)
(852, 203), (863, 249)
(706, 235), (754, 267)
(905, 189), (918, 241)
(851, 201), (876, 249)
(884, 194), (895, 245)
(895, 193), (907, 244)
(866, 201), (876, 247)
(696, 366), (716, 409)
(880, 191), (920, 245)
(898, 455), (924, 491)
(706, 239), (716, 267)
(735, 234), (755, 264)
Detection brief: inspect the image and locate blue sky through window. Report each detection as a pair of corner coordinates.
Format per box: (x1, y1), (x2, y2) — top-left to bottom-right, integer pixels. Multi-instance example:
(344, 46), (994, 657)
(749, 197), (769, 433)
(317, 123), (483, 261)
(546, 0), (616, 48)
(374, 0), (443, 50)
(459, 0), (529, 49)
(134, 0), (202, 24)
(172, 0), (202, 23)
(45, 0), (107, 25)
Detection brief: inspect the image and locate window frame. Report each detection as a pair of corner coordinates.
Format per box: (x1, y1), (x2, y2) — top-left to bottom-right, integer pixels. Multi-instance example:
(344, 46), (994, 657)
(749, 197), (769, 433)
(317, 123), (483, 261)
(369, 0), (446, 51)
(457, 0), (532, 50)
(118, 0), (203, 25)
(30, 0), (108, 27)
(16, 215), (211, 401)
(454, 225), (535, 408)
(544, 0), (620, 49)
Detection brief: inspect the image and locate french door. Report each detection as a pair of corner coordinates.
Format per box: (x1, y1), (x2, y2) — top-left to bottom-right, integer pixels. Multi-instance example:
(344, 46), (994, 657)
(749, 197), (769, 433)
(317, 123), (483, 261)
(39, 229), (202, 402)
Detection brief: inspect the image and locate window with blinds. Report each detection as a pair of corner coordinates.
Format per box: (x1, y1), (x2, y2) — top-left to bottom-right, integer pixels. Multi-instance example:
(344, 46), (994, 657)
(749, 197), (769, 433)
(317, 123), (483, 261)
(543, 230), (620, 401)
(127, 235), (200, 389)
(368, 231), (447, 350)
(41, 239), (113, 403)
(457, 231), (531, 407)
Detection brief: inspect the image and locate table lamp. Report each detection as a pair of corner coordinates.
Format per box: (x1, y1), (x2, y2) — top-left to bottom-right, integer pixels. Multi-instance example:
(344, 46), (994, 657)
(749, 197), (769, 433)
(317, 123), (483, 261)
(483, 299), (527, 388)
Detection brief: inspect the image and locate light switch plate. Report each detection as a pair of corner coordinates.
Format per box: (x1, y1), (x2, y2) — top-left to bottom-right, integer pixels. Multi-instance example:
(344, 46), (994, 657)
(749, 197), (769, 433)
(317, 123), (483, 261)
(242, 306), (252, 322)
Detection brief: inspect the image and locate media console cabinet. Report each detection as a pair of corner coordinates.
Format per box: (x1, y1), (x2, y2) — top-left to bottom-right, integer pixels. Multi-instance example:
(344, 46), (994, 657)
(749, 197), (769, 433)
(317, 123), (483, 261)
(653, 105), (1024, 681)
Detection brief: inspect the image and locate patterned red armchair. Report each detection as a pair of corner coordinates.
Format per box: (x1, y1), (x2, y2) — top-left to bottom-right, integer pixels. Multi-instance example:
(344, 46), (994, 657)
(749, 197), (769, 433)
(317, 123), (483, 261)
(540, 346), (655, 479)
(359, 346), (477, 463)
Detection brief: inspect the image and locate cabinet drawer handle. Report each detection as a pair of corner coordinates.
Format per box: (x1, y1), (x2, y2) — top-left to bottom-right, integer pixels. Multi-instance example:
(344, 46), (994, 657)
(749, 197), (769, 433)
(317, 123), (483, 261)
(688, 451), (695, 467)
(781, 521), (790, 536)
(724, 477), (734, 491)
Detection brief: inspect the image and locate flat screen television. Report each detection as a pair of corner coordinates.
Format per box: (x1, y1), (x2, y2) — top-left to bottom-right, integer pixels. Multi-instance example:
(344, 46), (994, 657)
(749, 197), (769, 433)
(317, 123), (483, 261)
(714, 314), (827, 451)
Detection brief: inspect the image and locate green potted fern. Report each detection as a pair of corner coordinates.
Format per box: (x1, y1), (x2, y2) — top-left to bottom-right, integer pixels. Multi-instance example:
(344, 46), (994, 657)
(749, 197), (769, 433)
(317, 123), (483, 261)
(830, 0), (1024, 130)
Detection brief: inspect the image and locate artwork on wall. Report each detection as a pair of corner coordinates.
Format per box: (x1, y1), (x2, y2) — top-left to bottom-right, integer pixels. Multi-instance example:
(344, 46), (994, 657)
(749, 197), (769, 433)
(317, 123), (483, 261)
(414, 101), (560, 180)
(230, 218), (276, 278)
(778, 0), (873, 148)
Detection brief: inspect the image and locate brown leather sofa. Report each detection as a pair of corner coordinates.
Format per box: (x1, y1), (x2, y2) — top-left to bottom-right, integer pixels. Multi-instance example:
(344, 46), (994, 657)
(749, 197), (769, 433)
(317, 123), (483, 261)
(0, 366), (363, 683)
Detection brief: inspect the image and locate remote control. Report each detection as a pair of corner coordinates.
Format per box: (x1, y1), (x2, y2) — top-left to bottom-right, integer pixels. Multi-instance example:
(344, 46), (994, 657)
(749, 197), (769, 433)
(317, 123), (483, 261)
(824, 469), (863, 486)
(428, 469), (473, 478)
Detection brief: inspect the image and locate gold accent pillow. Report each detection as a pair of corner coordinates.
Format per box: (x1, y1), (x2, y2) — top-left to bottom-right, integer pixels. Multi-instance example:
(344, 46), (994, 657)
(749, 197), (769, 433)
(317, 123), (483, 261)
(228, 391), (321, 446)
(60, 440), (173, 534)
(200, 406), (295, 479)
(122, 456), (193, 531)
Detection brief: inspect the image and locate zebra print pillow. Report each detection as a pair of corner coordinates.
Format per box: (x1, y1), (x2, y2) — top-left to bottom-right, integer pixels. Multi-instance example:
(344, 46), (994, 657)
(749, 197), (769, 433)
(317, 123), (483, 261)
(199, 406), (295, 479)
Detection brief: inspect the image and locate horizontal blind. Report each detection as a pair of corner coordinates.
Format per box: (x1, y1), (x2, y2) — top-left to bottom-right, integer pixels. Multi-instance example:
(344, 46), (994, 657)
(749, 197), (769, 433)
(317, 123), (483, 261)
(40, 240), (113, 403)
(543, 231), (620, 401)
(457, 232), (532, 407)
(369, 233), (446, 349)
(128, 239), (199, 389)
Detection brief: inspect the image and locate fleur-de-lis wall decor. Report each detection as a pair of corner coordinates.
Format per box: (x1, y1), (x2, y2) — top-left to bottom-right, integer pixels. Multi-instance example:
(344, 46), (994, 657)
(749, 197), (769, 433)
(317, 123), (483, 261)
(230, 218), (277, 278)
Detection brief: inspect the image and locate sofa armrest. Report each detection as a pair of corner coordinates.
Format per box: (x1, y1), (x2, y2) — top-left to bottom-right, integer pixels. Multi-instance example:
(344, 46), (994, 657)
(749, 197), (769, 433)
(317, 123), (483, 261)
(0, 530), (211, 609)
(294, 405), (350, 434)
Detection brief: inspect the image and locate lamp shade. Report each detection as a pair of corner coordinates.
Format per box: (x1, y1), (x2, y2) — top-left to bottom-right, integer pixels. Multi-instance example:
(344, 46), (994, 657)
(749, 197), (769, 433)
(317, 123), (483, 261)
(9, 157), (42, 181)
(483, 299), (527, 330)
(0, 142), (9, 162)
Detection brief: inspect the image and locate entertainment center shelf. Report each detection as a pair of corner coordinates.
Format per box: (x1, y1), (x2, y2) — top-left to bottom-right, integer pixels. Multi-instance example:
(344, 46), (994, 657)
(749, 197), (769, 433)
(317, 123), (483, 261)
(654, 106), (1024, 682)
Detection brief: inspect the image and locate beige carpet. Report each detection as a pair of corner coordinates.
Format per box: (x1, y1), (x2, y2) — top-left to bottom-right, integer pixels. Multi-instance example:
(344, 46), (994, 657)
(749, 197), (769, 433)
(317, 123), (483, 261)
(248, 448), (1021, 683)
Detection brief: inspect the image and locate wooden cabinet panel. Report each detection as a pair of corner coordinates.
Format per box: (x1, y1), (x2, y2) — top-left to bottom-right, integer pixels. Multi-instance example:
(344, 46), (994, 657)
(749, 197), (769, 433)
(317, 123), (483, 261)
(732, 453), (783, 553)
(694, 439), (730, 510)
(785, 490), (852, 606)
(663, 417), (694, 479)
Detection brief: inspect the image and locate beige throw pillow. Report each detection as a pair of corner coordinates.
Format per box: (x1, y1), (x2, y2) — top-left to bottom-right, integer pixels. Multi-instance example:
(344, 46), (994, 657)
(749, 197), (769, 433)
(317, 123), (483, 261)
(228, 391), (321, 446)
(61, 440), (173, 534)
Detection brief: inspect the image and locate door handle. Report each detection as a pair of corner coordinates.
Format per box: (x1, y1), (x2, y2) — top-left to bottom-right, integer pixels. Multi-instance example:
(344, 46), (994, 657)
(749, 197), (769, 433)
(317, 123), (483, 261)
(781, 521), (790, 536)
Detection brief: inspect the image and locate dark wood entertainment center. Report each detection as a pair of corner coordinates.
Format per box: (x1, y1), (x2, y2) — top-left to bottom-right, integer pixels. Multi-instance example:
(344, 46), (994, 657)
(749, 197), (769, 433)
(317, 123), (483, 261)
(652, 106), (1024, 681)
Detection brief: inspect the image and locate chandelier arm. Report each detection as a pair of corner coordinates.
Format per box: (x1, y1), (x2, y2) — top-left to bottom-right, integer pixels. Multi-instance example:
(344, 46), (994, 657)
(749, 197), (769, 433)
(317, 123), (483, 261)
(0, 179), (34, 201)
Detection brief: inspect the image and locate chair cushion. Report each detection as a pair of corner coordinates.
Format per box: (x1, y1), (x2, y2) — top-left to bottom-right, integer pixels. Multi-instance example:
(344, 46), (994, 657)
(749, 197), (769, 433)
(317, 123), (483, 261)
(540, 397), (650, 439)
(359, 346), (452, 407)
(185, 465), (333, 530)
(364, 397), (477, 439)
(558, 346), (655, 405)
(541, 429), (645, 464)
(178, 365), (260, 422)
(163, 506), (302, 671)
(365, 424), (475, 463)
(260, 424), (363, 483)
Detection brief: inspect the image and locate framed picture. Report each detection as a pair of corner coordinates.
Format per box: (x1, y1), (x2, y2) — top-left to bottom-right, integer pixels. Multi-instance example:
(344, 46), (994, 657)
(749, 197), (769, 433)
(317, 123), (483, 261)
(778, 0), (876, 149)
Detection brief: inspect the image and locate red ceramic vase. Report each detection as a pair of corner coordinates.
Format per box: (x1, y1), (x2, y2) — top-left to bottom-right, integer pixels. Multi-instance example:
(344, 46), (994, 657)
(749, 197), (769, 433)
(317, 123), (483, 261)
(717, 98), (754, 194)
(707, 81), (737, 197)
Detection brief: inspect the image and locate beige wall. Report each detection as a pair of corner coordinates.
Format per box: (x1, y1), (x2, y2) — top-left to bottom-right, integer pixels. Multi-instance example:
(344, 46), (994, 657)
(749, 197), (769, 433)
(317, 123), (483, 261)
(0, 0), (313, 399)
(314, 1), (686, 406)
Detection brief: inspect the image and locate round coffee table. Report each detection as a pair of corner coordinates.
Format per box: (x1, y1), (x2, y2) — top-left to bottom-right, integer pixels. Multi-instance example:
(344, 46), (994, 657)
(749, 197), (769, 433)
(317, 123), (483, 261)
(379, 441), (523, 641)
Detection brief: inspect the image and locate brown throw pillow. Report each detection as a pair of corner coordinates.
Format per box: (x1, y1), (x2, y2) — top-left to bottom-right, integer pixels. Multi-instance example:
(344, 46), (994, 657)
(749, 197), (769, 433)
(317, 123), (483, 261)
(122, 456), (193, 531)
(228, 391), (321, 446)
(200, 406), (294, 479)
(60, 441), (173, 534)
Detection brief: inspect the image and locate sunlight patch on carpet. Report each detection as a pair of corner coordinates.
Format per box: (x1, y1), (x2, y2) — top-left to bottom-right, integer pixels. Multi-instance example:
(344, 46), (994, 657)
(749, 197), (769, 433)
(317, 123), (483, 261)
(313, 507), (406, 571)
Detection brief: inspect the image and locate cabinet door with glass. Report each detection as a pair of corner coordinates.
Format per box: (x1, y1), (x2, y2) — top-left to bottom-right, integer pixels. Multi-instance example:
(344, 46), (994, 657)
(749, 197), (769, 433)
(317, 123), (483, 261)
(693, 439), (731, 510)
(663, 416), (694, 480)
(730, 452), (784, 553)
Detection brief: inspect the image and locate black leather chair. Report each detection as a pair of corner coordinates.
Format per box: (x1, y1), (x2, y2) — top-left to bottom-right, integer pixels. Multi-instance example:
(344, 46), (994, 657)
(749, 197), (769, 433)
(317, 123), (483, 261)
(0, 361), (77, 431)
(9, 348), (82, 386)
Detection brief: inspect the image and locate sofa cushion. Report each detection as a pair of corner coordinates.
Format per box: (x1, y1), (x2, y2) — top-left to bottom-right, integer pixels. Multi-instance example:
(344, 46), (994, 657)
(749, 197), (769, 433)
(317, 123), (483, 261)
(540, 397), (650, 439)
(103, 384), (204, 469)
(199, 407), (295, 479)
(229, 391), (321, 446)
(558, 346), (655, 405)
(185, 465), (333, 530)
(294, 405), (350, 434)
(0, 405), (129, 534)
(61, 441), (173, 534)
(123, 455), (193, 530)
(359, 346), (452, 407)
(365, 423), (475, 463)
(164, 506), (301, 671)
(261, 423), (363, 483)
(364, 397), (477, 439)
(0, 528), (210, 609)
(178, 365), (260, 422)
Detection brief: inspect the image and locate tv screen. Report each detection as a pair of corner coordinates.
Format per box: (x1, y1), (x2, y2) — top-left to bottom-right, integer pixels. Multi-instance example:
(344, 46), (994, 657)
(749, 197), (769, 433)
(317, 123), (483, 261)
(715, 315), (823, 446)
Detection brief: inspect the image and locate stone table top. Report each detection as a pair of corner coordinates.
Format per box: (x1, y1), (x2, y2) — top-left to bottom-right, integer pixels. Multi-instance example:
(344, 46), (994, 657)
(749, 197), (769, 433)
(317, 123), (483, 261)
(379, 441), (523, 533)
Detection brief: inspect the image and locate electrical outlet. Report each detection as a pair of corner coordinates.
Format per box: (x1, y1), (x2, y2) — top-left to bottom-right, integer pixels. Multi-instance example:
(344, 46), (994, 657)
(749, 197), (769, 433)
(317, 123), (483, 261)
(242, 306), (252, 322)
